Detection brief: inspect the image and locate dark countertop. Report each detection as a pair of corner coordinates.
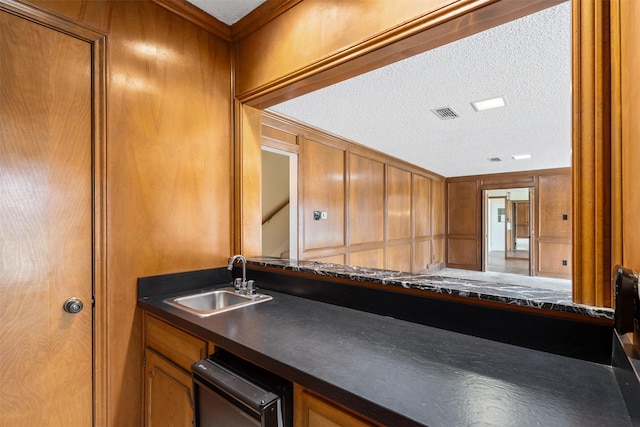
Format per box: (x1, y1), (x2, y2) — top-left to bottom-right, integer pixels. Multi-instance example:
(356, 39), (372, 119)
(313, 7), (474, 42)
(248, 257), (614, 321)
(138, 269), (632, 427)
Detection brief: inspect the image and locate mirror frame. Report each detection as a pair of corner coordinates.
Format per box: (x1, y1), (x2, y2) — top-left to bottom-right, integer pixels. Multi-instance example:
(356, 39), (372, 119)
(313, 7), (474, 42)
(234, 0), (621, 307)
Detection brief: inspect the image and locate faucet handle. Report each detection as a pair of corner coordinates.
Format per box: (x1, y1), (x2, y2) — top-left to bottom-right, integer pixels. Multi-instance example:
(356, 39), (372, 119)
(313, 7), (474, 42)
(246, 280), (255, 296)
(233, 277), (243, 293)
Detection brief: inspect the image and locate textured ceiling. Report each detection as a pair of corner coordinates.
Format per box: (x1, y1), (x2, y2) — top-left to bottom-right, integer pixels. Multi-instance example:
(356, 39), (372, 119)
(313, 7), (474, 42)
(269, 2), (572, 178)
(187, 0), (267, 25)
(185, 1), (571, 178)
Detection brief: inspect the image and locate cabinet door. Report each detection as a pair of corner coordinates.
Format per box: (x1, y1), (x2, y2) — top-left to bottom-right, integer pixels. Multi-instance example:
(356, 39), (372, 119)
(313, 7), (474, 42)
(295, 386), (380, 427)
(144, 349), (194, 427)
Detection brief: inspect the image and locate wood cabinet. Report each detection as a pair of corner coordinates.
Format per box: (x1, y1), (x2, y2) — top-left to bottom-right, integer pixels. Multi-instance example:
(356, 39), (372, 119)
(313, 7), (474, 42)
(294, 385), (382, 427)
(144, 348), (194, 427)
(143, 313), (213, 427)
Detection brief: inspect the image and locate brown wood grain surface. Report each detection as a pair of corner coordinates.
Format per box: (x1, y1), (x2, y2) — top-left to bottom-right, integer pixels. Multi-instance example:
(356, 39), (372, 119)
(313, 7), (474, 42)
(20, 0), (234, 423)
(348, 153), (385, 246)
(387, 166), (412, 241)
(413, 174), (432, 239)
(302, 138), (346, 250)
(621, 0), (640, 276)
(0, 9), (93, 424)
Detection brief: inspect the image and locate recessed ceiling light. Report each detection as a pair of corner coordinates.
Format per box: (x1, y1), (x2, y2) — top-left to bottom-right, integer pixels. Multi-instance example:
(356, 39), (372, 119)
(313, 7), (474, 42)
(512, 154), (531, 160)
(471, 96), (506, 112)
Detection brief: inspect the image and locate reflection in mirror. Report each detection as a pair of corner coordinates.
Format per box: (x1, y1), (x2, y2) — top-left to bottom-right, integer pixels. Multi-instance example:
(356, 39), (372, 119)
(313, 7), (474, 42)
(261, 147), (298, 260)
(262, 2), (572, 294)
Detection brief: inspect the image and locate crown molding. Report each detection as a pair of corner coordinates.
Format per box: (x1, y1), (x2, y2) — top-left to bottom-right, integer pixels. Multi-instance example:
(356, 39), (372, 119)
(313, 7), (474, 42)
(151, 0), (231, 41)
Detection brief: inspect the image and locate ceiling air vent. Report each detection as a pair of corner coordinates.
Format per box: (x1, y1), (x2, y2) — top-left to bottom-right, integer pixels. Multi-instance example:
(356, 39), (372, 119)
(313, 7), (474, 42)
(431, 107), (459, 120)
(488, 157), (503, 162)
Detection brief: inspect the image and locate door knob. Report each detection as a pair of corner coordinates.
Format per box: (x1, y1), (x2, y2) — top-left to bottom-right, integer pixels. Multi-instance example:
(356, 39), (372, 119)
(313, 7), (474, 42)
(63, 297), (84, 314)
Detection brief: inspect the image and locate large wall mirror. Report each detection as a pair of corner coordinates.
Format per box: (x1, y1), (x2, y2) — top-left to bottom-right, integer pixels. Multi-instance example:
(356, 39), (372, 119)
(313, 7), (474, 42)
(237, 0), (617, 307)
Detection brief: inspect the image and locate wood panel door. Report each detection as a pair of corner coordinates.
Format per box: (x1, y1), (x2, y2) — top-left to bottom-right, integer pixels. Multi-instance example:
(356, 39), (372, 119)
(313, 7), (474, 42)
(514, 201), (530, 239)
(0, 9), (93, 425)
(446, 180), (480, 270)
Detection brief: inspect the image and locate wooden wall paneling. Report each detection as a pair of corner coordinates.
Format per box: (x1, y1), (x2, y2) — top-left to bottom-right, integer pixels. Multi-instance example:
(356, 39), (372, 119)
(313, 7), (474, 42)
(413, 174), (432, 238)
(432, 237), (446, 268)
(447, 180), (479, 236)
(387, 166), (412, 241)
(413, 239), (433, 273)
(309, 254), (346, 264)
(448, 238), (480, 267)
(237, 104), (263, 256)
(20, 1), (234, 424)
(264, 111), (441, 271)
(235, 0), (453, 100)
(572, 0), (616, 307)
(620, 0), (640, 273)
(348, 153), (385, 245)
(301, 138), (346, 251)
(387, 244), (412, 273)
(349, 248), (385, 270)
(150, 0), (231, 40)
(538, 242), (572, 279)
(235, 0), (563, 108)
(478, 172), (536, 189)
(529, 187), (537, 278)
(538, 174), (572, 239)
(431, 179), (446, 267)
(261, 111), (300, 153)
(232, 0), (615, 302)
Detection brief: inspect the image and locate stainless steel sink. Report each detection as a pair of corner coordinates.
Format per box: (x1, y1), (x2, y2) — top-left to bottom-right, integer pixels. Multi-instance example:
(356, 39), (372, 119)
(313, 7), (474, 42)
(165, 287), (272, 317)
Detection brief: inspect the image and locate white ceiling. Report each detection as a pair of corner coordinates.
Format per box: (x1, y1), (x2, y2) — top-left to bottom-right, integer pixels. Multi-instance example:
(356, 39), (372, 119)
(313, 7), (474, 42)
(188, 1), (572, 178)
(187, 0), (267, 25)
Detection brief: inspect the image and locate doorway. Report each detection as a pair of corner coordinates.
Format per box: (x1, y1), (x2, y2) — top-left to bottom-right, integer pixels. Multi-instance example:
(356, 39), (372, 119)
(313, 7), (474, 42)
(0, 2), (106, 423)
(484, 188), (531, 276)
(261, 147), (298, 259)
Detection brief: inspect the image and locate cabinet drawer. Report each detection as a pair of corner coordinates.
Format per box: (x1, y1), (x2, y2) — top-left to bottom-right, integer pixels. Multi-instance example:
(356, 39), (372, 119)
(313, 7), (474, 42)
(294, 385), (382, 427)
(144, 313), (211, 371)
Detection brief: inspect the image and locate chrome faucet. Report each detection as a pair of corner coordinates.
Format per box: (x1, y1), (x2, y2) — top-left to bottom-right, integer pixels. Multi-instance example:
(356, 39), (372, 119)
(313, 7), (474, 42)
(227, 254), (255, 295)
